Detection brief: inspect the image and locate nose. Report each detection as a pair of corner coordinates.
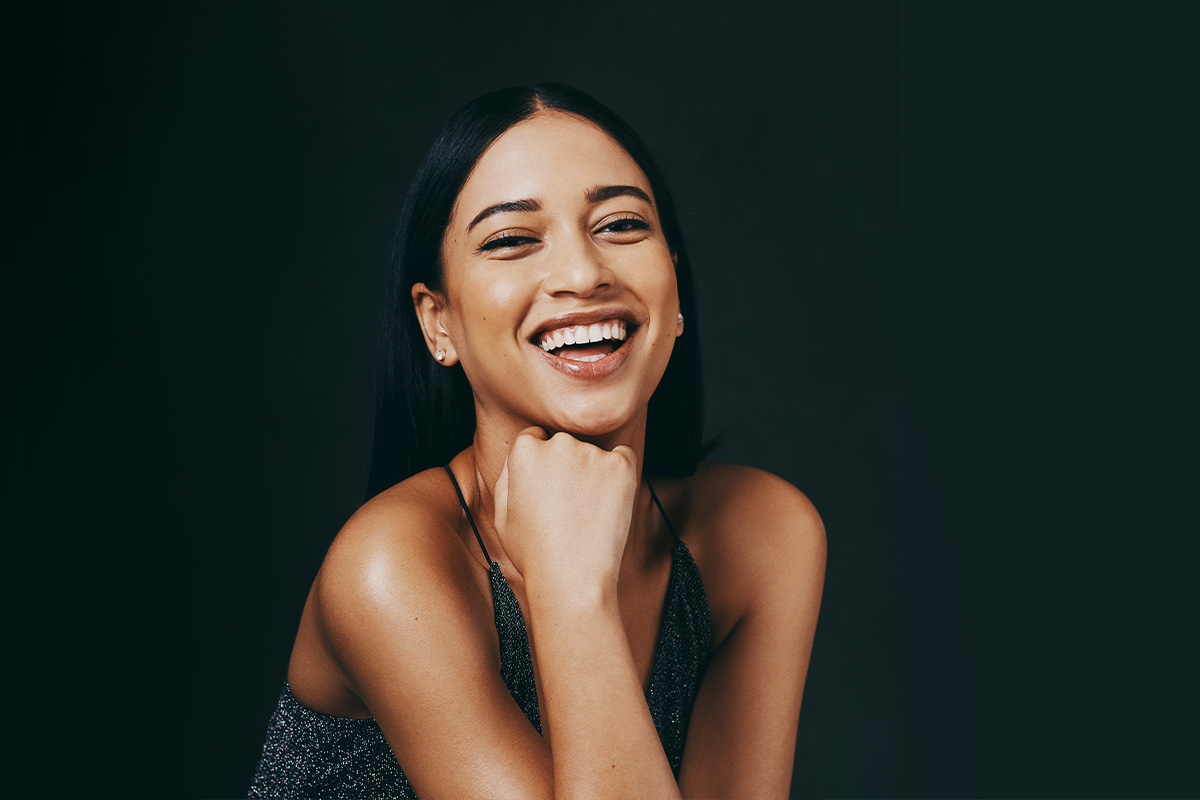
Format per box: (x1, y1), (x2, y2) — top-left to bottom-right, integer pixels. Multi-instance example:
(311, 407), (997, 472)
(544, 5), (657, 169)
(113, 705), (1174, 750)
(542, 236), (615, 297)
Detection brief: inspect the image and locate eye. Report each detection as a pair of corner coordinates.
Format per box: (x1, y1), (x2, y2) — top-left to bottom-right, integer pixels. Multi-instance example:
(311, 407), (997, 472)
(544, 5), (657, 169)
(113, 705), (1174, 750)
(595, 214), (651, 239)
(477, 230), (540, 253)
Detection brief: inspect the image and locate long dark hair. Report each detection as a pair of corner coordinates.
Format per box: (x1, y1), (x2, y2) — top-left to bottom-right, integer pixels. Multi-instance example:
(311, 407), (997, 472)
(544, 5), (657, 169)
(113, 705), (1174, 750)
(367, 84), (704, 498)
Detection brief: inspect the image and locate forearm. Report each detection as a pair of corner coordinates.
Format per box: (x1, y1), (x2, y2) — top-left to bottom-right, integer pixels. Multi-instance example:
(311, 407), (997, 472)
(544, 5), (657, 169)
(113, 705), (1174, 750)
(526, 580), (681, 800)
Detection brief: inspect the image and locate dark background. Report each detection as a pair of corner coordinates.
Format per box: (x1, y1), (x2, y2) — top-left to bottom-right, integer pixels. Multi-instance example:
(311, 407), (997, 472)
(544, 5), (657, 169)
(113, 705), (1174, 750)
(9, 2), (1196, 798)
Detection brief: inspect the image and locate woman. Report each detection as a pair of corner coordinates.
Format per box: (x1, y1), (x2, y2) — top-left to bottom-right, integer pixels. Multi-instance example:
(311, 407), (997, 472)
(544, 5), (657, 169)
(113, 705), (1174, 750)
(250, 84), (825, 798)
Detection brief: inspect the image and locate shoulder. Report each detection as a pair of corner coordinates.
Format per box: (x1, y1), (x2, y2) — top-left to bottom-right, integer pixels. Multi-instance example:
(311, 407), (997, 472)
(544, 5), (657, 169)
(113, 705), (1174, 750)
(321, 468), (464, 591)
(313, 468), (489, 659)
(672, 463), (826, 642)
(684, 462), (825, 564)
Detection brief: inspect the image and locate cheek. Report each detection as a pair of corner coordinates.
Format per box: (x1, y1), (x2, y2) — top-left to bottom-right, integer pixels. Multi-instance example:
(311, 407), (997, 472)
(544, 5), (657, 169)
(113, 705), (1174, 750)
(645, 254), (680, 310)
(483, 277), (524, 317)
(618, 241), (678, 301)
(457, 271), (530, 346)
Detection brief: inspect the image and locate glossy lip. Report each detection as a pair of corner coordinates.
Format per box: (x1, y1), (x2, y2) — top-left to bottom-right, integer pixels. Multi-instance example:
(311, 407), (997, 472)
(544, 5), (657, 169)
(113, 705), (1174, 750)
(528, 306), (640, 339)
(528, 305), (641, 379)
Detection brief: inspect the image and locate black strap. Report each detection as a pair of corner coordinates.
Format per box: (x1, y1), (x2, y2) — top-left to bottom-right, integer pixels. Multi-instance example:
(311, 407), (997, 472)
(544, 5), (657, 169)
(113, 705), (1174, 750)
(443, 465), (493, 565)
(646, 479), (680, 542)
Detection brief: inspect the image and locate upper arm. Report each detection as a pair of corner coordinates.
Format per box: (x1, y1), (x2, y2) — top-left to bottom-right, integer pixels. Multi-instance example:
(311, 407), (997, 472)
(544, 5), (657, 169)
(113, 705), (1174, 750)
(314, 500), (553, 799)
(678, 466), (827, 798)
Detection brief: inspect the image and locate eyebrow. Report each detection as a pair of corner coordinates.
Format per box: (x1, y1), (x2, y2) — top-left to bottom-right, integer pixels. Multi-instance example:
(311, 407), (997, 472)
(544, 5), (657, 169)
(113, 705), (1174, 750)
(464, 185), (654, 235)
(466, 198), (542, 234)
(586, 184), (653, 205)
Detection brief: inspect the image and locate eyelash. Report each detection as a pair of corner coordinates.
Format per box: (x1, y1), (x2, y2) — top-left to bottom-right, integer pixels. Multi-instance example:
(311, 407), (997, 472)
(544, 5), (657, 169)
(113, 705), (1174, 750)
(477, 217), (651, 253)
(478, 235), (537, 252)
(598, 215), (650, 235)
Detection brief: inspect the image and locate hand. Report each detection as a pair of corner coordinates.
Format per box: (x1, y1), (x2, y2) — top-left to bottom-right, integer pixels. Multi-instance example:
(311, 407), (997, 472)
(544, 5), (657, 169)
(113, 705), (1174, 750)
(493, 428), (638, 592)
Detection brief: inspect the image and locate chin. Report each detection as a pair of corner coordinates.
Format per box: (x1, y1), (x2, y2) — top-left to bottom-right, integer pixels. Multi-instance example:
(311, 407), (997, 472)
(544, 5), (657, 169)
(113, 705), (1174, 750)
(546, 398), (643, 440)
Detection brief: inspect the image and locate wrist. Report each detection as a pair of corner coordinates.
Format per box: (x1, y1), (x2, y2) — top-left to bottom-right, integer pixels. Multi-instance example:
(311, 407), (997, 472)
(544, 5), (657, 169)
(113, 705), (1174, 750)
(524, 569), (619, 619)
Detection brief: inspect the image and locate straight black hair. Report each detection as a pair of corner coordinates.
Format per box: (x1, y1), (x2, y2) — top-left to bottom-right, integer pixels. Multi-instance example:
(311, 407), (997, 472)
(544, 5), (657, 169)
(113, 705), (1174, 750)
(367, 84), (704, 498)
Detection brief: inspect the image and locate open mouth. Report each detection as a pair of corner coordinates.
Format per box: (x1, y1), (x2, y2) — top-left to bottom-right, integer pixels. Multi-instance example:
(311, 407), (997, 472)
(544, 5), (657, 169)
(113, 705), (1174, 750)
(534, 318), (632, 363)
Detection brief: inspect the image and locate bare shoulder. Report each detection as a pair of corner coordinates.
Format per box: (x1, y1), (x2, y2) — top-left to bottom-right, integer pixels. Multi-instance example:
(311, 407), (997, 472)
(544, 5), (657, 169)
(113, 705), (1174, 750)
(673, 462), (826, 642)
(321, 470), (460, 587)
(686, 462), (825, 563)
(310, 468), (491, 678)
(291, 473), (552, 793)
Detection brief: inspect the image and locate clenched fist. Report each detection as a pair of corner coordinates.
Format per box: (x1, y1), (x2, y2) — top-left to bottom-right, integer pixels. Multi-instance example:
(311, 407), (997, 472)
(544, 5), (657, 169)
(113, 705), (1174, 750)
(493, 428), (639, 595)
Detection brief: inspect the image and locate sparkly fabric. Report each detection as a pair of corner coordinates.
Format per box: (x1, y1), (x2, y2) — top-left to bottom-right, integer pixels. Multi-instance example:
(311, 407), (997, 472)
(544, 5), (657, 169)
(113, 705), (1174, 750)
(647, 540), (712, 772)
(249, 541), (710, 798)
(247, 686), (413, 798)
(489, 561), (542, 734)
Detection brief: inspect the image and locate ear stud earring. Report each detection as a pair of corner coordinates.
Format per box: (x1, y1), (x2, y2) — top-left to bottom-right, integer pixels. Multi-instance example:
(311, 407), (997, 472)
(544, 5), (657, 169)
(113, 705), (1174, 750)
(677, 313), (684, 324)
(435, 349), (445, 362)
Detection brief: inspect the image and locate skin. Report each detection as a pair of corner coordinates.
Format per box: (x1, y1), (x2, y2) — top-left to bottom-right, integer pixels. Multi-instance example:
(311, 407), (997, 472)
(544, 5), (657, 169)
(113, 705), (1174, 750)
(286, 111), (827, 798)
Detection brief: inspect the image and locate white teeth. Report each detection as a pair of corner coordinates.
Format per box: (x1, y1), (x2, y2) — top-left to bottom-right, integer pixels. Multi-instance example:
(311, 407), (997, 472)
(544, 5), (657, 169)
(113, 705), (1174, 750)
(537, 319), (630, 353)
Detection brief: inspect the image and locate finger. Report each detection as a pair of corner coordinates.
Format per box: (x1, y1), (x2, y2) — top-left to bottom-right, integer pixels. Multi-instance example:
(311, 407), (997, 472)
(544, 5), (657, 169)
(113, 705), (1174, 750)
(611, 444), (638, 468)
(515, 426), (550, 442)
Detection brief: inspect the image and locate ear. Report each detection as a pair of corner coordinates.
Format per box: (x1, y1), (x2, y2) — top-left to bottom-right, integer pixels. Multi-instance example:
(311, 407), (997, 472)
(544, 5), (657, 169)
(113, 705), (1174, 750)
(667, 253), (686, 335)
(671, 254), (683, 337)
(411, 282), (459, 366)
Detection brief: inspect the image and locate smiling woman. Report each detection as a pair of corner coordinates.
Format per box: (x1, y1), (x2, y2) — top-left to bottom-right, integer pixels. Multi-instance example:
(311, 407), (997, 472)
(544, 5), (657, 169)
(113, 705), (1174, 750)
(248, 84), (826, 799)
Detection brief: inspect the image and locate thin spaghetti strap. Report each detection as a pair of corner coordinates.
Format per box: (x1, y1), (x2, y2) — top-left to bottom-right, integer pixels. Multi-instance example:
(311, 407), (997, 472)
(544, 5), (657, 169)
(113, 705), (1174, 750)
(442, 465), (493, 565)
(646, 479), (679, 542)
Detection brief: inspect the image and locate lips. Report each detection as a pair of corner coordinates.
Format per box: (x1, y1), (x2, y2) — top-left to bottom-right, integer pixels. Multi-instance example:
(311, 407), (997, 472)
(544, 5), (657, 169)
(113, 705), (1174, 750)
(528, 308), (639, 378)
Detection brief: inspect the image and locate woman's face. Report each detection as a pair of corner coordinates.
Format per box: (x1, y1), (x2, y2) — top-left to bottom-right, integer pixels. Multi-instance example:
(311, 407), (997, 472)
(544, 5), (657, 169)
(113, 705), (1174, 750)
(416, 111), (683, 442)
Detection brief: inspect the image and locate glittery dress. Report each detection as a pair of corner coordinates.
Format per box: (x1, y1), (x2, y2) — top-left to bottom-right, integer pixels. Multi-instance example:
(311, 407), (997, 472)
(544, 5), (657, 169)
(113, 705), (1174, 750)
(248, 470), (711, 799)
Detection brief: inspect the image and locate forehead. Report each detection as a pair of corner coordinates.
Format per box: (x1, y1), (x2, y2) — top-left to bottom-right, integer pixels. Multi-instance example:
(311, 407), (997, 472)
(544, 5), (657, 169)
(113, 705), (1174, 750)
(452, 112), (651, 222)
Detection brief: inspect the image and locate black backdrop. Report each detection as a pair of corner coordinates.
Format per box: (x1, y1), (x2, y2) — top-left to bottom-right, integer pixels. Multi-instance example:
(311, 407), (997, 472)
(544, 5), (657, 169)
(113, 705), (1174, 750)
(10, 2), (1196, 799)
